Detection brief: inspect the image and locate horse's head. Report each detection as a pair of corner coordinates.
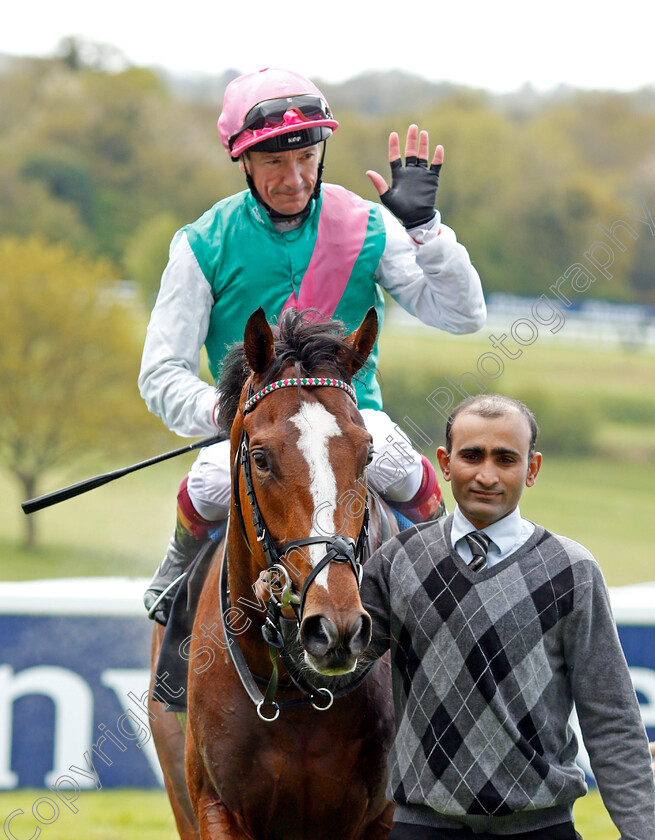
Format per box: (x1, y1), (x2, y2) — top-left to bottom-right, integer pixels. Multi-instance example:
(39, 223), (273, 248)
(220, 307), (378, 677)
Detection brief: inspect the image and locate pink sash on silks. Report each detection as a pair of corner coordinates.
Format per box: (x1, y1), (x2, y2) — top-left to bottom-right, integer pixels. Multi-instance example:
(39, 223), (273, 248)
(280, 184), (371, 321)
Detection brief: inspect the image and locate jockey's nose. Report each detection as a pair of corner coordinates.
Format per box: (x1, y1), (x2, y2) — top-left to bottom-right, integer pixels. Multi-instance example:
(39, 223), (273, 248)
(281, 158), (304, 187)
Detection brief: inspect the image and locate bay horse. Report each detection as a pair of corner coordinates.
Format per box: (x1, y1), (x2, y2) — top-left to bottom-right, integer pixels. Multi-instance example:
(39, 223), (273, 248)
(149, 307), (397, 839)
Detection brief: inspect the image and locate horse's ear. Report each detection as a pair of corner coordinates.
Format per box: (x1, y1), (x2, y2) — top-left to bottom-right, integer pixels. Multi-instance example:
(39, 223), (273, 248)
(244, 308), (275, 375)
(341, 307), (378, 376)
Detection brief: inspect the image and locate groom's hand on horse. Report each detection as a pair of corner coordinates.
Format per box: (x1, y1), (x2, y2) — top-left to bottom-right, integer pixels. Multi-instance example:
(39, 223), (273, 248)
(366, 124), (443, 229)
(255, 571), (273, 603)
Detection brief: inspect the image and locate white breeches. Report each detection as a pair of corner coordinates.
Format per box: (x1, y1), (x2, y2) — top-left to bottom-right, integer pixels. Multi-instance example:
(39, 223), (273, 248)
(186, 408), (424, 522)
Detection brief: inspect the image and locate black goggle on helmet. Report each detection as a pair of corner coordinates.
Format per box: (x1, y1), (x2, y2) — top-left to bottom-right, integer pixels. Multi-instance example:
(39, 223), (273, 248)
(227, 94), (335, 154)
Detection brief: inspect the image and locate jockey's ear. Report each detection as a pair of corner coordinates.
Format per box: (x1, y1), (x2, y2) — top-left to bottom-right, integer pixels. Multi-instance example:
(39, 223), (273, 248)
(244, 307), (275, 374)
(341, 307), (378, 377)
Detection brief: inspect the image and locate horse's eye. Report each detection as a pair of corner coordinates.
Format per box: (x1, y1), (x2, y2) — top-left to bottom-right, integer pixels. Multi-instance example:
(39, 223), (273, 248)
(251, 451), (269, 471)
(366, 446), (375, 466)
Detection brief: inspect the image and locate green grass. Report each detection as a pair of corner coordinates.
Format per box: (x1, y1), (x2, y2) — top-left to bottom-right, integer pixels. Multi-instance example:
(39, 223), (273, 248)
(378, 324), (655, 460)
(573, 790), (620, 838)
(436, 454), (654, 586)
(2, 330), (655, 586)
(1, 451), (652, 587)
(377, 325), (655, 587)
(378, 325), (655, 404)
(0, 452), (199, 579)
(0, 789), (616, 839)
(0, 789), (178, 840)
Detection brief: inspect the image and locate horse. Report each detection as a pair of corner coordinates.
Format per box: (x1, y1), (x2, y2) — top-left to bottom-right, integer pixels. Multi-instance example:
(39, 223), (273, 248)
(149, 306), (398, 839)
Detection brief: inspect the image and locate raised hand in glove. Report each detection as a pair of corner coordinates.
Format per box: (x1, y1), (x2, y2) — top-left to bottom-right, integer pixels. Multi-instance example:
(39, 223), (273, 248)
(366, 124), (443, 229)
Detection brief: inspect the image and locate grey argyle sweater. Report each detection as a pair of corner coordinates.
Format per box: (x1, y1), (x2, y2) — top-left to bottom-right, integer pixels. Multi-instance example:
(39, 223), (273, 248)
(360, 515), (655, 838)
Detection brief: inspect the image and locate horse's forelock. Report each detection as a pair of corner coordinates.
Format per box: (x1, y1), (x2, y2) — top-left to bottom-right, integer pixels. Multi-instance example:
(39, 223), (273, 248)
(215, 309), (371, 430)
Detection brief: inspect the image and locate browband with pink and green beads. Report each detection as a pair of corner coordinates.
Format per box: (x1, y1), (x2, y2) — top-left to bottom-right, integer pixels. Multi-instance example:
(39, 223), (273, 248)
(243, 377), (357, 414)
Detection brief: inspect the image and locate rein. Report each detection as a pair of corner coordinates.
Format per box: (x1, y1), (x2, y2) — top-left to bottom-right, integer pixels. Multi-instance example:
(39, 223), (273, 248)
(221, 376), (372, 721)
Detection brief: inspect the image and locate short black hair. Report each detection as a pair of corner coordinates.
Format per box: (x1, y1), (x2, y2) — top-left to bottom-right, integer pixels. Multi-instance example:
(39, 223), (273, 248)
(445, 394), (539, 455)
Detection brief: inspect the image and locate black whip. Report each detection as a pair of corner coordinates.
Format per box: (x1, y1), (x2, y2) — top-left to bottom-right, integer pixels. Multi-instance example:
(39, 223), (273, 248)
(21, 434), (225, 515)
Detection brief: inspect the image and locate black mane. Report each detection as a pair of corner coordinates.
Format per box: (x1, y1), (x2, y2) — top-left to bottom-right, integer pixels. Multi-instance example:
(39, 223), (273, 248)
(216, 308), (370, 431)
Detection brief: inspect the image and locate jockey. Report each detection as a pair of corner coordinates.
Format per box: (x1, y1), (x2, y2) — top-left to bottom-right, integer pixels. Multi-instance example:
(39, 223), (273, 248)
(139, 67), (487, 625)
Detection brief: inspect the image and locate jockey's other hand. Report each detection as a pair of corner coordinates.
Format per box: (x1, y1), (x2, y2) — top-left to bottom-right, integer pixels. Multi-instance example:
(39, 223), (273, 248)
(366, 124), (443, 229)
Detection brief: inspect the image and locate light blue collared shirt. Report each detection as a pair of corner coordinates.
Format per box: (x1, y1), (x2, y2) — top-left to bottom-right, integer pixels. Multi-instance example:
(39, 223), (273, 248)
(451, 506), (536, 568)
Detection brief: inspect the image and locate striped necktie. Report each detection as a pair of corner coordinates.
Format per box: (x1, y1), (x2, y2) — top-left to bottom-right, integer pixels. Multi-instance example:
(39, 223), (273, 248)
(465, 531), (491, 572)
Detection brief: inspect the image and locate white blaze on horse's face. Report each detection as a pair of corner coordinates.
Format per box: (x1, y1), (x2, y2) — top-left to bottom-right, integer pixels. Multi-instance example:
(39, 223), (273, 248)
(289, 402), (342, 591)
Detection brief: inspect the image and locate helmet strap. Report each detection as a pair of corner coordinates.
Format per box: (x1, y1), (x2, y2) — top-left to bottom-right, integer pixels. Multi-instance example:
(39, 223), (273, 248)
(313, 140), (327, 201)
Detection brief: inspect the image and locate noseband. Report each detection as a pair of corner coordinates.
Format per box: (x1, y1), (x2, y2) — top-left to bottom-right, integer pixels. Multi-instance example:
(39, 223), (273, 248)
(222, 375), (372, 720)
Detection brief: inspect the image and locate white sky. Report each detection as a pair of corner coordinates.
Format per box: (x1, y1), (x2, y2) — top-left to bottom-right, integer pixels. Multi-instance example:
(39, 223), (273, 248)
(2, 1), (654, 93)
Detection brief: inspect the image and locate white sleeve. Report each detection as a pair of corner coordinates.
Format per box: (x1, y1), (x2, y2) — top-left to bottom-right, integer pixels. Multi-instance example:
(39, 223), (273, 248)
(138, 232), (219, 438)
(376, 205), (487, 334)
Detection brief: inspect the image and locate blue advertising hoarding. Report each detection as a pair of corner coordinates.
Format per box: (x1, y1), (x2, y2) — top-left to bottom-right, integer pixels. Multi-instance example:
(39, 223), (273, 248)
(0, 579), (160, 792)
(0, 578), (654, 791)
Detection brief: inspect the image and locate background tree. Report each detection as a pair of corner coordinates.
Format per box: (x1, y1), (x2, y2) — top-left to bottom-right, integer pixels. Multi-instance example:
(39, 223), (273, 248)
(1, 51), (653, 301)
(0, 236), (175, 548)
(123, 212), (180, 306)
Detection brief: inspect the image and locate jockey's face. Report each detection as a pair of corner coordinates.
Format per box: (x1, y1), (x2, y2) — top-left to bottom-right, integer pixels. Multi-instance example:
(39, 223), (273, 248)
(242, 145), (320, 216)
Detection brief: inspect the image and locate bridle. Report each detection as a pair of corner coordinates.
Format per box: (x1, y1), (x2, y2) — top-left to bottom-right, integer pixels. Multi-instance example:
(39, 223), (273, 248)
(235, 377), (370, 614)
(220, 375), (372, 721)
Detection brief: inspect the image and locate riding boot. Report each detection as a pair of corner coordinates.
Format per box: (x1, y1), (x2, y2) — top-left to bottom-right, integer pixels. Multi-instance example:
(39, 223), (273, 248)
(144, 477), (220, 626)
(393, 455), (446, 523)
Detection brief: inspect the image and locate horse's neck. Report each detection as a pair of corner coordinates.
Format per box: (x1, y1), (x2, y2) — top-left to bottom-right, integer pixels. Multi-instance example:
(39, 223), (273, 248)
(225, 516), (261, 602)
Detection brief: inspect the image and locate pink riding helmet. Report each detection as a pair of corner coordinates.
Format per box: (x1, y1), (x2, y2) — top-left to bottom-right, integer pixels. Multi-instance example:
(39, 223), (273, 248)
(218, 67), (339, 160)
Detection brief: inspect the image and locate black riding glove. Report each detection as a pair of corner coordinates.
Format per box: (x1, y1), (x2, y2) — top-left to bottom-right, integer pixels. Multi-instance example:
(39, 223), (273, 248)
(379, 155), (441, 229)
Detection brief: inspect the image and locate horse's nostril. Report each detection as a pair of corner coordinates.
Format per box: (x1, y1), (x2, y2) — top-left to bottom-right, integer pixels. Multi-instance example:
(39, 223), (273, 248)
(346, 613), (372, 656)
(300, 615), (337, 656)
(301, 612), (372, 659)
